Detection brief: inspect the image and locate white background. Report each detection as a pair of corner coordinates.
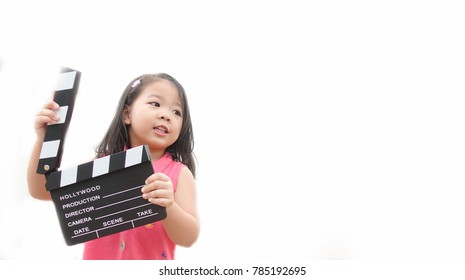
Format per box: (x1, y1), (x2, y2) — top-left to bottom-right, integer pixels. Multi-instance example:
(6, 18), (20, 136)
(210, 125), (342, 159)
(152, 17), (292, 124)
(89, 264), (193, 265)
(1, 0), (465, 263)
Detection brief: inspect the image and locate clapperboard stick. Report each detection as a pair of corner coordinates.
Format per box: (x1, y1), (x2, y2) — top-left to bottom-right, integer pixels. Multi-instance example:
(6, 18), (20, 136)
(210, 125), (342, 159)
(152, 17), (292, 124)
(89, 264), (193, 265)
(37, 67), (167, 246)
(37, 67), (81, 174)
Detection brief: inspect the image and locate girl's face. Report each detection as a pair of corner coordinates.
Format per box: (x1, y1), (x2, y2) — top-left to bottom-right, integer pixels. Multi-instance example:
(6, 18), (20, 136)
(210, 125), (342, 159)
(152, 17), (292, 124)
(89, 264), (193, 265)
(124, 79), (183, 156)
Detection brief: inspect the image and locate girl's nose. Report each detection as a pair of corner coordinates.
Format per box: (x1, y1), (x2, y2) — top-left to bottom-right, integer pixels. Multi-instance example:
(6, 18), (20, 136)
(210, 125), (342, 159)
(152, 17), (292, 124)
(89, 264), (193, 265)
(160, 113), (170, 121)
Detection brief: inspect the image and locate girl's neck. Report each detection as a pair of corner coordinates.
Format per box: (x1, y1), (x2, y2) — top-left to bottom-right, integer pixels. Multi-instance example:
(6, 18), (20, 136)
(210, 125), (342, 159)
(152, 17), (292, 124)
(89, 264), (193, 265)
(150, 149), (167, 161)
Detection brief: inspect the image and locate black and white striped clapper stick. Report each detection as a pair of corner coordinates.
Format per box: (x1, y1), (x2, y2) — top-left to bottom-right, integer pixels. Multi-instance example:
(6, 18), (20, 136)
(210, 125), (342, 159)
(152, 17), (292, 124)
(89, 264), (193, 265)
(37, 67), (81, 174)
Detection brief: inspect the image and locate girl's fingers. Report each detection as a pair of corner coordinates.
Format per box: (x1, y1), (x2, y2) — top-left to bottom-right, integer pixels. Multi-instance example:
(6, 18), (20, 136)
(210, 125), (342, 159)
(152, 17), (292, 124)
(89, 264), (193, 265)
(44, 99), (60, 110)
(37, 108), (59, 121)
(144, 172), (170, 185)
(142, 188), (170, 199)
(35, 115), (56, 126)
(141, 182), (172, 196)
(35, 110), (59, 130)
(147, 197), (173, 208)
(142, 175), (172, 194)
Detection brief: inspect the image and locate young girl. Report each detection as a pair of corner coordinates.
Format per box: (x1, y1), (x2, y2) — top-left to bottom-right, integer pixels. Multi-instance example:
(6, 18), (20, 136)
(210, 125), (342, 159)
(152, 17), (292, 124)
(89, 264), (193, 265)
(27, 73), (199, 260)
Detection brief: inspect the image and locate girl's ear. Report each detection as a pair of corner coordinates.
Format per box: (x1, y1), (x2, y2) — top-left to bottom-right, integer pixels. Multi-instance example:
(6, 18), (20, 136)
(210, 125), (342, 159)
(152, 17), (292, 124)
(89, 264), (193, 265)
(123, 105), (131, 125)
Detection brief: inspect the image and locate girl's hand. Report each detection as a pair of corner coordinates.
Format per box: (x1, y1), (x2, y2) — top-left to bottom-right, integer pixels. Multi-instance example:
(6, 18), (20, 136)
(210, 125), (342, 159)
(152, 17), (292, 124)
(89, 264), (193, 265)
(141, 173), (174, 208)
(35, 99), (60, 138)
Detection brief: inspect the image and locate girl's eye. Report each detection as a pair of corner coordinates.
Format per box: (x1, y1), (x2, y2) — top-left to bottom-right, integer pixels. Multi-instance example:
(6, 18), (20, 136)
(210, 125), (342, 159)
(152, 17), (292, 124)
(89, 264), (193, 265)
(173, 110), (182, 117)
(149, 102), (160, 107)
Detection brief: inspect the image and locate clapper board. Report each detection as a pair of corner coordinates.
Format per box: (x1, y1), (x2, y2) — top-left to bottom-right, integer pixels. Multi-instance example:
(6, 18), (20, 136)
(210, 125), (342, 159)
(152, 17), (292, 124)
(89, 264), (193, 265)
(37, 67), (167, 246)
